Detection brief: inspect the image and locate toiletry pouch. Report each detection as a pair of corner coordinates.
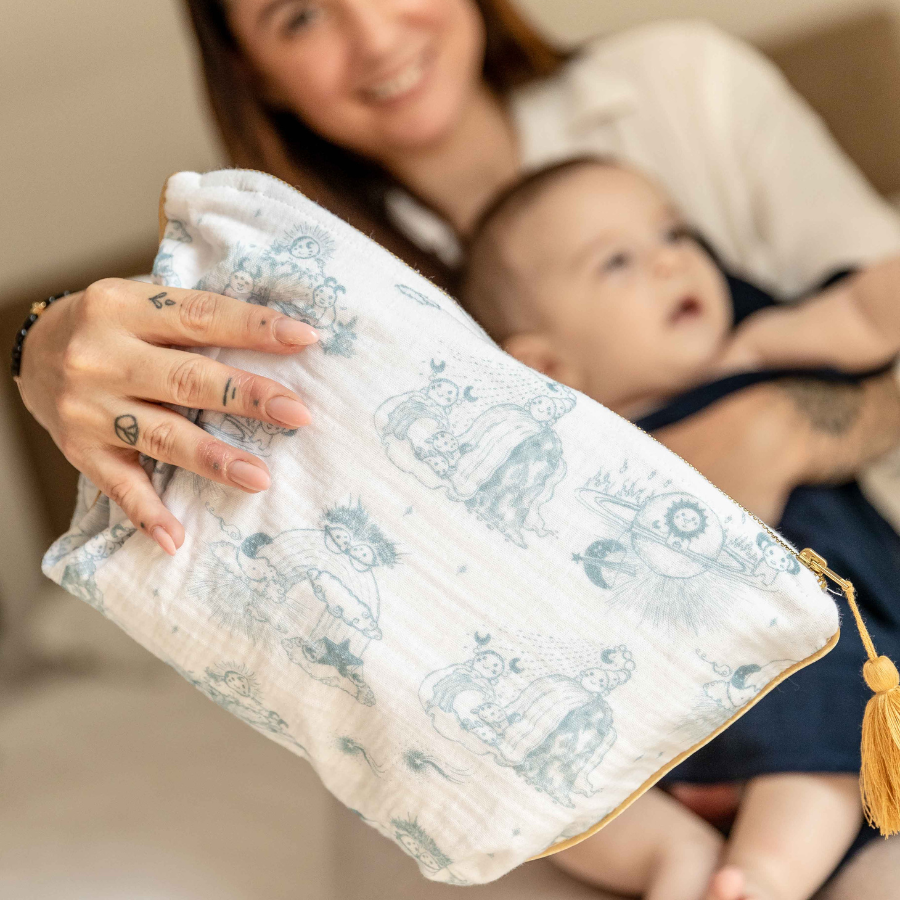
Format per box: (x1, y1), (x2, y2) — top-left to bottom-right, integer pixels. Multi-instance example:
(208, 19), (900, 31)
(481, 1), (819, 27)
(44, 169), (840, 885)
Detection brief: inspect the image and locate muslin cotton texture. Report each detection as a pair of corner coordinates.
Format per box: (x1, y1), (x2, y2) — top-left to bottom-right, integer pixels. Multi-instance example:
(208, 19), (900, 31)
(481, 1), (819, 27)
(43, 169), (840, 885)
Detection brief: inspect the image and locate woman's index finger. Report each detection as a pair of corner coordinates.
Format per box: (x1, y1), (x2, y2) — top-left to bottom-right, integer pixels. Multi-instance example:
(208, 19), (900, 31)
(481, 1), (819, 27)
(116, 280), (319, 351)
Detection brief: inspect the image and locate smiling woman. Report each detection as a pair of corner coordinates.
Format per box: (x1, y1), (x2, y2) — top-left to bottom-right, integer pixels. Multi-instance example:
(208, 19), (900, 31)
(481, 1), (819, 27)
(9, 0), (900, 896)
(186, 0), (566, 282)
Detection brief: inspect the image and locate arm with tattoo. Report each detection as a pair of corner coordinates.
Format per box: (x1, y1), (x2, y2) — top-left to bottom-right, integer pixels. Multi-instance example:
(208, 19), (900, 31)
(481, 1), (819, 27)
(783, 370), (900, 485)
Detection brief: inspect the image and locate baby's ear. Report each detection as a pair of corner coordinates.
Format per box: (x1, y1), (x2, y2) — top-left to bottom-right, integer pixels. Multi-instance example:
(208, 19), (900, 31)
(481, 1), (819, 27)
(502, 333), (582, 391)
(502, 333), (554, 374)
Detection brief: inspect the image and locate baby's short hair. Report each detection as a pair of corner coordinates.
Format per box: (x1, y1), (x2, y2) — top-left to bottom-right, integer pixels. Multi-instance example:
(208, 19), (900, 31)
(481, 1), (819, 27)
(460, 155), (619, 343)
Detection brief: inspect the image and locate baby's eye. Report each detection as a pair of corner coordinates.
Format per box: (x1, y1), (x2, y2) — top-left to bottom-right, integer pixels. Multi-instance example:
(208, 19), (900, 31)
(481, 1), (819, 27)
(664, 224), (694, 244)
(602, 252), (630, 273)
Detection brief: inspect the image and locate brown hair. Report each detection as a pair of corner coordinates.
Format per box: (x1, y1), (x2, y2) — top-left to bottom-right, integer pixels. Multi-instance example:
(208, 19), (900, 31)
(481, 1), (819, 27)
(183, 0), (570, 289)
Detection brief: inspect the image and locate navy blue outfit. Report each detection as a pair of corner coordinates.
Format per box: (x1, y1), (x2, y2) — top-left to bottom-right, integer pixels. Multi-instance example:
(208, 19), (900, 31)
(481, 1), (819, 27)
(639, 267), (900, 858)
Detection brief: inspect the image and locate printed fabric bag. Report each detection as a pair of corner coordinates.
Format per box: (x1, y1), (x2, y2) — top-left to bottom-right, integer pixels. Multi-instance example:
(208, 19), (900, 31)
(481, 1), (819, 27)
(43, 169), (900, 885)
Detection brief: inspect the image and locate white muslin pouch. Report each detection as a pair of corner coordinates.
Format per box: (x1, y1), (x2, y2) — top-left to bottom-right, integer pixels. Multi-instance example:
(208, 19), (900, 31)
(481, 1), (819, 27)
(43, 169), (840, 885)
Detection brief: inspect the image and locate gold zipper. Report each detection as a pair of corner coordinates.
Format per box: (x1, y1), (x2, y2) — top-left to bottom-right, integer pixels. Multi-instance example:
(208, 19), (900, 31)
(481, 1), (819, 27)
(198, 168), (826, 582)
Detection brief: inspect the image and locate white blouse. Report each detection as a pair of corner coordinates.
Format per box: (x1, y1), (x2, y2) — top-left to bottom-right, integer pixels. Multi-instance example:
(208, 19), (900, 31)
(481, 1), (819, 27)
(387, 18), (900, 297)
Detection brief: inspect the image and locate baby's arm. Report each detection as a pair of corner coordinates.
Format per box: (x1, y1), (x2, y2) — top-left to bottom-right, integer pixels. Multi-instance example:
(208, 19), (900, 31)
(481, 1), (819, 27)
(704, 773), (862, 900)
(722, 256), (900, 373)
(551, 787), (724, 900)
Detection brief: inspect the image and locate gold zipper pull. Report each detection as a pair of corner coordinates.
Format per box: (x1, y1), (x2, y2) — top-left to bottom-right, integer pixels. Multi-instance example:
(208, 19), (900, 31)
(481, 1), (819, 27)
(799, 548), (852, 593)
(798, 547), (900, 834)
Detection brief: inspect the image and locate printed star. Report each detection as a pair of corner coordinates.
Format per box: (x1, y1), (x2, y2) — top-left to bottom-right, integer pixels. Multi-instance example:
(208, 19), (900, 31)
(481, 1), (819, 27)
(316, 637), (363, 676)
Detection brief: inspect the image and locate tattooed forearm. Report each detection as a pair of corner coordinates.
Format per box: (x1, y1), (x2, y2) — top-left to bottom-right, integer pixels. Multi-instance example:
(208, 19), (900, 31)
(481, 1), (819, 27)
(779, 377), (863, 435)
(114, 414), (140, 446)
(148, 291), (176, 310)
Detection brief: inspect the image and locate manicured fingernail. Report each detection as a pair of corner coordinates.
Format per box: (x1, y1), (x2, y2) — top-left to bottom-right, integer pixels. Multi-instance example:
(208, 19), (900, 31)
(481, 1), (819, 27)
(228, 460), (271, 492)
(274, 318), (319, 345)
(150, 525), (177, 556)
(266, 396), (311, 427)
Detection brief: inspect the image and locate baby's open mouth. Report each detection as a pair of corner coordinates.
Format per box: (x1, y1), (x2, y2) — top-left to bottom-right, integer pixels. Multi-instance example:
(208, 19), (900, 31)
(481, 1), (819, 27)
(669, 295), (702, 325)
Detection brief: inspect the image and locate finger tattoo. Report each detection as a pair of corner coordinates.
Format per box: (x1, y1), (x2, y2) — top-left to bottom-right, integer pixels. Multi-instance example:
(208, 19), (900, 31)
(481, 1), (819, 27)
(222, 377), (237, 406)
(148, 291), (176, 310)
(115, 414), (140, 445)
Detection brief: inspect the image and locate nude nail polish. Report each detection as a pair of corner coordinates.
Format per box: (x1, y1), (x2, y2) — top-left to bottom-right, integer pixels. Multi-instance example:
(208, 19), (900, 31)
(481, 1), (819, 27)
(228, 460), (272, 492)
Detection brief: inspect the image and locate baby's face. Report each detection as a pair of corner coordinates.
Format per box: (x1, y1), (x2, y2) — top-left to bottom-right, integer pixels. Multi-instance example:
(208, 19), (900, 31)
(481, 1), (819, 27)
(502, 165), (732, 414)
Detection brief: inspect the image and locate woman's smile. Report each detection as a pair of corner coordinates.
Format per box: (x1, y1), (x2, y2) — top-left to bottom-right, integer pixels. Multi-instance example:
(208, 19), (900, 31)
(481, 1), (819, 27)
(361, 48), (433, 104)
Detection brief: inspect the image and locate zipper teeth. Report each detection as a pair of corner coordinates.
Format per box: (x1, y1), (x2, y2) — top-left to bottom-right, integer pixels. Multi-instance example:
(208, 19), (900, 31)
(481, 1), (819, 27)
(208, 168), (805, 567)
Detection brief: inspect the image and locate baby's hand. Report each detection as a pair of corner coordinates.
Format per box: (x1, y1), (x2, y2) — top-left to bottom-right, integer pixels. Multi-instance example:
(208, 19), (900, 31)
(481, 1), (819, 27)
(710, 323), (772, 376)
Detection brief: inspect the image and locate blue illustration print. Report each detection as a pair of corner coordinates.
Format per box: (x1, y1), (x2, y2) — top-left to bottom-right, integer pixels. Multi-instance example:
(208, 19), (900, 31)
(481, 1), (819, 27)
(189, 500), (397, 706)
(221, 256), (262, 302)
(420, 635), (634, 807)
(337, 735), (384, 775)
(393, 283), (496, 344)
(164, 219), (193, 243)
(151, 249), (181, 288)
(201, 413), (298, 458)
(395, 283), (440, 308)
(187, 530), (293, 645)
(672, 651), (795, 745)
(391, 816), (470, 884)
(193, 220), (358, 356)
(177, 660), (306, 751)
(375, 362), (575, 547)
(402, 748), (471, 783)
(59, 523), (135, 611)
(575, 462), (802, 631)
(752, 533), (802, 585)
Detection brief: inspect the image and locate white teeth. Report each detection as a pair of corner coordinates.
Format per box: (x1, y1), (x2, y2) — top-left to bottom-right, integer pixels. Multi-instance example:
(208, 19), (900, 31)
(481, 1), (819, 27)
(365, 59), (425, 101)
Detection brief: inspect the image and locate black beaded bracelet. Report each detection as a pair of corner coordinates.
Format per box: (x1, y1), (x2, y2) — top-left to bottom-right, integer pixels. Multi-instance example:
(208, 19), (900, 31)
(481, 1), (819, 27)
(10, 291), (71, 379)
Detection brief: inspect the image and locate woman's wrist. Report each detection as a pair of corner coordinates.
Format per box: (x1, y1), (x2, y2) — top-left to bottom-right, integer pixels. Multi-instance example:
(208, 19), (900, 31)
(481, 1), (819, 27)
(10, 291), (73, 380)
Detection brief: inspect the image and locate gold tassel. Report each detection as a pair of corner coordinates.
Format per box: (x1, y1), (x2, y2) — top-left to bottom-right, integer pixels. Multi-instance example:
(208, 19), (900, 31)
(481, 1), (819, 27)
(800, 549), (900, 836)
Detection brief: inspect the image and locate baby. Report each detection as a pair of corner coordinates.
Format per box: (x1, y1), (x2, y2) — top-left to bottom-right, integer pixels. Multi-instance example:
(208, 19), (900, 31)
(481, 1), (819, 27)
(460, 157), (900, 900)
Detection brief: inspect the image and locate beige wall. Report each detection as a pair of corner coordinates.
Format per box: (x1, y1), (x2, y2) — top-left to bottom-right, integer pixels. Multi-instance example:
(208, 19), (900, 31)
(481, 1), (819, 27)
(2, 0), (898, 302)
(0, 0), (223, 299)
(518, 0), (894, 45)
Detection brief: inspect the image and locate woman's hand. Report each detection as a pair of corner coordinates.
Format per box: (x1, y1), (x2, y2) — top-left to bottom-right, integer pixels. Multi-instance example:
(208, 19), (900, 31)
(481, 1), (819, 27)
(15, 278), (320, 555)
(653, 372), (900, 525)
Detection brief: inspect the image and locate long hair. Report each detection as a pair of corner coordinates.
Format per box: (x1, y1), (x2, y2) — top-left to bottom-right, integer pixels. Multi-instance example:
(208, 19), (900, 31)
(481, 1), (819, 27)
(182, 0), (569, 288)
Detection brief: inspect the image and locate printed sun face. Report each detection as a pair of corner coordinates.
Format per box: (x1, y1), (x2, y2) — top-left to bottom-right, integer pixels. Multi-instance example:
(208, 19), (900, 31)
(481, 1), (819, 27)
(290, 236), (321, 259)
(666, 499), (708, 541)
